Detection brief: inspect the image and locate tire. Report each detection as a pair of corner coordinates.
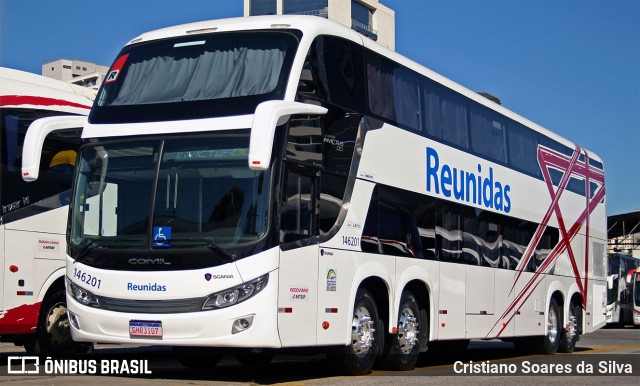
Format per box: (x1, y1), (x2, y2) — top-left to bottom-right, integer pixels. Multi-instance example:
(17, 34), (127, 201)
(533, 297), (561, 354)
(235, 349), (275, 366)
(379, 291), (423, 370)
(558, 303), (581, 353)
(32, 289), (93, 356)
(328, 288), (382, 375)
(173, 346), (223, 369)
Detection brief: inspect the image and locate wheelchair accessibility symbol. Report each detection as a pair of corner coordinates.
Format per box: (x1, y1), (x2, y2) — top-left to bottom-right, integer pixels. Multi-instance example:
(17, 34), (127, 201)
(153, 226), (172, 247)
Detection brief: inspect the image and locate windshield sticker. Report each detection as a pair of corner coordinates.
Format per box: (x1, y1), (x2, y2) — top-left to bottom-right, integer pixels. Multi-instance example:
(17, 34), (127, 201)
(105, 53), (129, 84)
(153, 226), (171, 248)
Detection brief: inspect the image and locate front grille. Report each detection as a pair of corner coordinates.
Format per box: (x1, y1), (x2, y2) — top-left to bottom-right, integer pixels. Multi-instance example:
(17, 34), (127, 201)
(96, 295), (206, 314)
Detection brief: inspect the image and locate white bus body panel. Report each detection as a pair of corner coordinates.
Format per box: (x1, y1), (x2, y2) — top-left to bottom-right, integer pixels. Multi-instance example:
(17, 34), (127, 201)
(437, 263), (465, 340)
(513, 272), (546, 337)
(277, 245), (319, 347)
(1, 206), (69, 331)
(67, 249), (282, 347)
(465, 266), (495, 339)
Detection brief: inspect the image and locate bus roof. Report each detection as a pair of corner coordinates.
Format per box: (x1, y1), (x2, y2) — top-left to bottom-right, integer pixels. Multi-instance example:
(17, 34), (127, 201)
(0, 67), (94, 114)
(124, 15), (602, 165)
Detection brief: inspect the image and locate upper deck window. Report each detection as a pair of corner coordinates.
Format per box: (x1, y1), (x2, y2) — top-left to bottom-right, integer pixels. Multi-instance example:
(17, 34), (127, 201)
(90, 30), (300, 124)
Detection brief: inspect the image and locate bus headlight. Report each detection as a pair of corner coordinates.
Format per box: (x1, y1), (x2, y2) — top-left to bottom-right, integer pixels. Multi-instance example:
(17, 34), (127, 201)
(202, 274), (269, 310)
(66, 277), (100, 308)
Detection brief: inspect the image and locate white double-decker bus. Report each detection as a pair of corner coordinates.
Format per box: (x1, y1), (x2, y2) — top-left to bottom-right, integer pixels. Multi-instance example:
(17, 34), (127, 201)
(1, 67), (94, 355)
(24, 16), (607, 373)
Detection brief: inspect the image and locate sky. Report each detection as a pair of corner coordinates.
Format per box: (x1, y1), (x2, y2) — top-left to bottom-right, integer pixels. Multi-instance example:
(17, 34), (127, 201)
(0, 0), (638, 216)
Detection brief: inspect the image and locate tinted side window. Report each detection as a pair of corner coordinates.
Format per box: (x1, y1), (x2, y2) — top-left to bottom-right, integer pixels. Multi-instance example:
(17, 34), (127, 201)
(361, 186), (380, 254)
(436, 200), (463, 263)
(422, 79), (469, 148)
(501, 216), (536, 270)
(280, 163), (316, 243)
(470, 103), (506, 163)
(412, 195), (437, 260)
(366, 50), (421, 132)
(507, 120), (540, 178)
(359, 184), (560, 271)
(378, 187), (422, 258)
(319, 172), (346, 235)
(1, 109), (81, 216)
(322, 108), (360, 175)
(299, 36), (366, 113)
(361, 185), (425, 259)
(533, 226), (559, 270)
(286, 116), (323, 166)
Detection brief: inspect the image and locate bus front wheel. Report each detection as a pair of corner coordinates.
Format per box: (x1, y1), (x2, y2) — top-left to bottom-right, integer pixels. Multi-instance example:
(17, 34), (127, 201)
(328, 288), (382, 375)
(29, 289), (93, 356)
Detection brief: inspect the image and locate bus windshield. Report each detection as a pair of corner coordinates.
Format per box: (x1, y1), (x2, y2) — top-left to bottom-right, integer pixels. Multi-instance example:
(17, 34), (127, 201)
(89, 31), (300, 124)
(69, 136), (271, 254)
(1, 108), (82, 218)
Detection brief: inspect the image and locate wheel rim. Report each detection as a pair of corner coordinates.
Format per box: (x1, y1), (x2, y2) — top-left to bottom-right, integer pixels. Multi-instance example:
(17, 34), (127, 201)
(566, 308), (578, 342)
(397, 307), (419, 354)
(548, 306), (559, 344)
(351, 306), (375, 357)
(46, 302), (70, 346)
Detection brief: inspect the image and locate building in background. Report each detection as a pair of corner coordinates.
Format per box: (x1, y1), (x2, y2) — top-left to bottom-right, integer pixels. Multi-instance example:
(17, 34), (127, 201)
(42, 59), (109, 90)
(244, 0), (395, 50)
(608, 210), (640, 258)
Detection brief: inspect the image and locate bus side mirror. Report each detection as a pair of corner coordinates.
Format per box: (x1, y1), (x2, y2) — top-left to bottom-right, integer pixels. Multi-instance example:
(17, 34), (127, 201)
(21, 115), (87, 182)
(249, 101), (327, 171)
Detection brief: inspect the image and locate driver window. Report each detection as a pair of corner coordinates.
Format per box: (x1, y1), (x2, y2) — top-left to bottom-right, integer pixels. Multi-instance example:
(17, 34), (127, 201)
(280, 163), (317, 243)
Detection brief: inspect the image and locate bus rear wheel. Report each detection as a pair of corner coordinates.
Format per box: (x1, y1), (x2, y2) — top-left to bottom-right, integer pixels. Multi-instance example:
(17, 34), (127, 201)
(328, 288), (381, 375)
(379, 291), (422, 370)
(534, 297), (561, 354)
(558, 302), (580, 353)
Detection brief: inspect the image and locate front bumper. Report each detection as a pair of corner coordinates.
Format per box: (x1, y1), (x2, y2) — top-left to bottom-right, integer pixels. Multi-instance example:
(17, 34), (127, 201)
(68, 270), (281, 347)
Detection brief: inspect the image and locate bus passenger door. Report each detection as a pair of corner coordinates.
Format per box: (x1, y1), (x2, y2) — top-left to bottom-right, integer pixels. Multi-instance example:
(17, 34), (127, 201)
(277, 164), (320, 347)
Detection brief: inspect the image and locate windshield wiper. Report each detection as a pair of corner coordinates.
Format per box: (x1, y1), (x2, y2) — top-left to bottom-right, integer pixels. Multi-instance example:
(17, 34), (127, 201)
(71, 238), (102, 265)
(171, 237), (236, 263)
(204, 237), (236, 262)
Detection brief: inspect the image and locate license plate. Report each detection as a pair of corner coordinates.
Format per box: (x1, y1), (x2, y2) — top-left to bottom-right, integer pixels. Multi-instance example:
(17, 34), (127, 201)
(129, 320), (163, 339)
